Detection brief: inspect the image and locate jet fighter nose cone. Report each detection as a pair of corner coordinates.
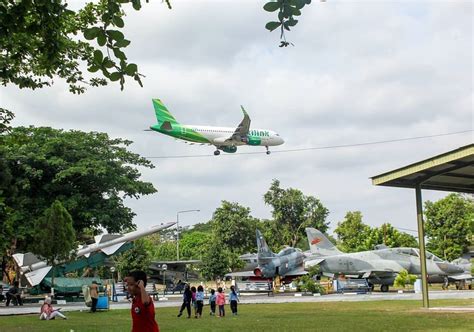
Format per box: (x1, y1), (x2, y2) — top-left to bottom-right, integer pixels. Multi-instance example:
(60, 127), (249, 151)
(437, 262), (464, 274)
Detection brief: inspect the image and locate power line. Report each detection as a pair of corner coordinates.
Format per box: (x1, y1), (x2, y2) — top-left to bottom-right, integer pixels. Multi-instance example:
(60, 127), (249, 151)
(144, 129), (472, 159)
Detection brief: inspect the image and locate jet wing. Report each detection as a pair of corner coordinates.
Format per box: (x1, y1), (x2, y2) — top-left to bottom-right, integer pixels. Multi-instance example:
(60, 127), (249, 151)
(225, 270), (256, 278)
(304, 258), (325, 269)
(449, 273), (472, 281)
(228, 106), (251, 142)
(285, 266), (308, 277)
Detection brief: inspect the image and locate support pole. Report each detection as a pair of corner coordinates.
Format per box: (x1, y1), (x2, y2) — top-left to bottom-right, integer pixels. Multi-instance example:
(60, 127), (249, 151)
(415, 184), (429, 308)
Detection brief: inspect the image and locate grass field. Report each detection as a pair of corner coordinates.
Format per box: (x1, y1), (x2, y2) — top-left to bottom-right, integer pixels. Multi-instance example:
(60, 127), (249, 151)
(0, 299), (473, 332)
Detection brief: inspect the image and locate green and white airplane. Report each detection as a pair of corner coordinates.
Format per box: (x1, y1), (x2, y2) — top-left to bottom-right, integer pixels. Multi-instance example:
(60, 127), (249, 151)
(149, 99), (284, 155)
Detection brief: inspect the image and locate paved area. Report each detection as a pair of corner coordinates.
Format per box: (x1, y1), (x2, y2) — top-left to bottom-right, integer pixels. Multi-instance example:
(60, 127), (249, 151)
(0, 290), (472, 316)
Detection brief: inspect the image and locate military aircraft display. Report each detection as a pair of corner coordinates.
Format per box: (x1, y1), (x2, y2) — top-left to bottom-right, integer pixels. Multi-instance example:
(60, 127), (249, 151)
(227, 230), (307, 279)
(149, 99), (284, 155)
(304, 228), (465, 292)
(13, 222), (176, 286)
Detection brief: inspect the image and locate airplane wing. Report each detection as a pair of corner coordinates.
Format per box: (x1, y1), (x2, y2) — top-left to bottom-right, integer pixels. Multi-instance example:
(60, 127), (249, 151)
(229, 106), (251, 142)
(285, 266), (308, 277)
(225, 270), (256, 278)
(449, 273), (472, 281)
(304, 258), (325, 269)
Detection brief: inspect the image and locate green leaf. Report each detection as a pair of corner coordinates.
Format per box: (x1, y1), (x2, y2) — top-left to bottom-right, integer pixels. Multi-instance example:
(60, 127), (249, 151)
(132, 0), (142, 10)
(113, 16), (125, 28)
(295, 0), (307, 10)
(107, 30), (125, 42)
(84, 27), (100, 40)
(102, 57), (115, 69)
(88, 65), (100, 73)
(93, 50), (103, 64)
(288, 18), (298, 27)
(125, 63), (138, 76)
(290, 7), (301, 16)
(97, 31), (107, 46)
(114, 39), (131, 48)
(263, 2), (281, 12)
(113, 48), (127, 61)
(110, 72), (122, 82)
(265, 21), (282, 32)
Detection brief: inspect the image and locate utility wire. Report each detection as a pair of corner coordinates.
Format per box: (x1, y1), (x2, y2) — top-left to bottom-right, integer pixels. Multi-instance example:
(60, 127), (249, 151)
(144, 129), (473, 160)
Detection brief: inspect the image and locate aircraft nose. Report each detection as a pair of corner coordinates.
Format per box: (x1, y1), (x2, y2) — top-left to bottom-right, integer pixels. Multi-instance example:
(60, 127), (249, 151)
(277, 137), (285, 145)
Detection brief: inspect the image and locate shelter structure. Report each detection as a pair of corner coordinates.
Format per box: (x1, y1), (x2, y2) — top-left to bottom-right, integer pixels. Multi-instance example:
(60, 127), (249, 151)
(371, 144), (474, 308)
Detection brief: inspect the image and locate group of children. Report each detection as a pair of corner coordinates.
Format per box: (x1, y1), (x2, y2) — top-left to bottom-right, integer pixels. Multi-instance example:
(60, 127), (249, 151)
(178, 284), (240, 318)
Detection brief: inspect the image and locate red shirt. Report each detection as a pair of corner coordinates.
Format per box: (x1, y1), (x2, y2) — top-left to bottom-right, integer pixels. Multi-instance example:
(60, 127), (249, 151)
(131, 295), (159, 332)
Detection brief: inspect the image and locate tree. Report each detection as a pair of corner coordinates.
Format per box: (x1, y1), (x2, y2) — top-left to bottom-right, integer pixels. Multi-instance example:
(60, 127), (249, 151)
(200, 239), (230, 281)
(32, 200), (76, 287)
(424, 193), (474, 261)
(2, 126), (156, 255)
(179, 231), (212, 260)
(364, 223), (418, 250)
(264, 179), (329, 247)
(210, 201), (258, 254)
(394, 269), (417, 289)
(335, 211), (370, 252)
(113, 238), (152, 278)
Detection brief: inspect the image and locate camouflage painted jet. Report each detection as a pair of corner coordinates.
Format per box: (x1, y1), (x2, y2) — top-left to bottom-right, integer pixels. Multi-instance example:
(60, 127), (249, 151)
(304, 228), (465, 292)
(149, 99), (284, 155)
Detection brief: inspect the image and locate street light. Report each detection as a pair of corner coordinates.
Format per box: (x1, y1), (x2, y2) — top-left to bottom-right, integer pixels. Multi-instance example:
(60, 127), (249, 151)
(176, 209), (200, 260)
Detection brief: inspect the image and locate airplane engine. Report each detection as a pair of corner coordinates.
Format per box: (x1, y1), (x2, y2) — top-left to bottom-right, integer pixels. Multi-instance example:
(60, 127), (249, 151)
(246, 136), (261, 146)
(222, 146), (237, 153)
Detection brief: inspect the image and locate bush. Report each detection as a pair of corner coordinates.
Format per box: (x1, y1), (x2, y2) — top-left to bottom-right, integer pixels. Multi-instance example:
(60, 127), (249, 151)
(295, 275), (326, 294)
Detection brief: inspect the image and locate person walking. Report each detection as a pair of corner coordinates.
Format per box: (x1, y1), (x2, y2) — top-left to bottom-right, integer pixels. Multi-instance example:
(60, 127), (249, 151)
(177, 284), (192, 318)
(190, 286), (197, 318)
(229, 285), (239, 316)
(216, 287), (226, 317)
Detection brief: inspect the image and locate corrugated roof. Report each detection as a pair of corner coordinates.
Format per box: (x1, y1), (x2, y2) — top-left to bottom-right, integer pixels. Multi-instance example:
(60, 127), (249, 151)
(371, 144), (474, 193)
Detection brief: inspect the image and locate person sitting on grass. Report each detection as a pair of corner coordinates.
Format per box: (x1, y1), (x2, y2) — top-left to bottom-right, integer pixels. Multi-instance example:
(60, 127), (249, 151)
(39, 297), (67, 320)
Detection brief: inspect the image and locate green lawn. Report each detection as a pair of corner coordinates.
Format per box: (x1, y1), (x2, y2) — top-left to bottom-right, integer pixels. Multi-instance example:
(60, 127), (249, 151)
(1, 299), (473, 332)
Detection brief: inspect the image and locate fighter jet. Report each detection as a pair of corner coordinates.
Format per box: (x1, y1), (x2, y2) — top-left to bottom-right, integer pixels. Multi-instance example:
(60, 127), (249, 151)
(304, 228), (465, 292)
(227, 230), (307, 279)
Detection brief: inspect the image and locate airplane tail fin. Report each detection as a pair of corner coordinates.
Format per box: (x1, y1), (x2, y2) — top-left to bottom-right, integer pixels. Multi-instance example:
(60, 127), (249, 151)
(256, 229), (274, 258)
(152, 99), (180, 127)
(305, 228), (343, 257)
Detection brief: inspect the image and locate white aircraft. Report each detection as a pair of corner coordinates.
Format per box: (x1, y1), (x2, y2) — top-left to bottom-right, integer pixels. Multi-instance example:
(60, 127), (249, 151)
(149, 99), (285, 155)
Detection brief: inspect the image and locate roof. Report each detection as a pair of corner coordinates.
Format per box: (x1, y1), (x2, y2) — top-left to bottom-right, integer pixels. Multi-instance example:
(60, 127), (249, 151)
(371, 144), (474, 193)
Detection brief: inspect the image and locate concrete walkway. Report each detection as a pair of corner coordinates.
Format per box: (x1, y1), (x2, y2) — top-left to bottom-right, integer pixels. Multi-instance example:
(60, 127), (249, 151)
(0, 290), (472, 316)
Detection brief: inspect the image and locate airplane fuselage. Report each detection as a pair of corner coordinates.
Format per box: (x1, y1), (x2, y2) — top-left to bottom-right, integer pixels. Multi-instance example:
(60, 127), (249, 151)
(255, 248), (305, 278)
(150, 123), (284, 147)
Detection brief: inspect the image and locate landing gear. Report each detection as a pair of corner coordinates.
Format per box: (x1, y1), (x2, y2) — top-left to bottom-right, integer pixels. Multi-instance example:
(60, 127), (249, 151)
(380, 284), (389, 292)
(265, 146), (271, 155)
(214, 150), (220, 156)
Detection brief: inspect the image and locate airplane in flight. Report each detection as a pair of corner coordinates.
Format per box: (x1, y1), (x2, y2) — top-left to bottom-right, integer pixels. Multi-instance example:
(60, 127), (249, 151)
(227, 230), (307, 279)
(149, 99), (285, 155)
(304, 228), (465, 292)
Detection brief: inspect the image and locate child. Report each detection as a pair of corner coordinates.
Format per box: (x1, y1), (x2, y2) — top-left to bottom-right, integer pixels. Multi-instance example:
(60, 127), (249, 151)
(177, 284), (192, 318)
(126, 270), (159, 332)
(195, 285), (204, 318)
(190, 286), (197, 318)
(216, 287), (226, 317)
(229, 285), (239, 316)
(39, 297), (67, 320)
(209, 289), (216, 316)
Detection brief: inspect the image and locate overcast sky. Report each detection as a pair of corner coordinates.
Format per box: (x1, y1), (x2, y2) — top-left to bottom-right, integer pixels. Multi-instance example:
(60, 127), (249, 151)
(2, 1), (472, 238)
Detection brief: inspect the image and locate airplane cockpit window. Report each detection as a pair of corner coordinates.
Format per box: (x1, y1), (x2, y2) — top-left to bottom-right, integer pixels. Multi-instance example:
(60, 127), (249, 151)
(278, 248), (294, 256)
(426, 252), (444, 262)
(398, 248), (419, 257)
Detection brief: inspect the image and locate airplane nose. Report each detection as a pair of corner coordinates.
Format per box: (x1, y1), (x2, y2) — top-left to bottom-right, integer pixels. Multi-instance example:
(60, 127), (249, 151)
(277, 137), (285, 145)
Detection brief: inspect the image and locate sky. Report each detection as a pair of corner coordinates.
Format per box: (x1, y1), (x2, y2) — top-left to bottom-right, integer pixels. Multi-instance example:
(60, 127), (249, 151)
(2, 0), (473, 238)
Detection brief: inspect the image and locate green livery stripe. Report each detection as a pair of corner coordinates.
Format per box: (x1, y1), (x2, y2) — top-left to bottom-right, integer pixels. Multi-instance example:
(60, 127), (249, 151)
(152, 99), (179, 124)
(180, 126), (211, 144)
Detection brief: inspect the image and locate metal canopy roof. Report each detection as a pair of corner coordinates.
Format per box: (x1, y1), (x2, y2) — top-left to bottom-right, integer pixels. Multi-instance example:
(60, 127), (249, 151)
(371, 144), (474, 193)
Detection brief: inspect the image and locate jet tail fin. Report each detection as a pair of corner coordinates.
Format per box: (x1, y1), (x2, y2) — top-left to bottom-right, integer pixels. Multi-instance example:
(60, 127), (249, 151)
(305, 228), (343, 256)
(256, 229), (274, 258)
(152, 99), (180, 126)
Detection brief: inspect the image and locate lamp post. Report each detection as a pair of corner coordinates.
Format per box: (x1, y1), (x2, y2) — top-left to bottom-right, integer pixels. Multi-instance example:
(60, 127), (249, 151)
(176, 209), (200, 260)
